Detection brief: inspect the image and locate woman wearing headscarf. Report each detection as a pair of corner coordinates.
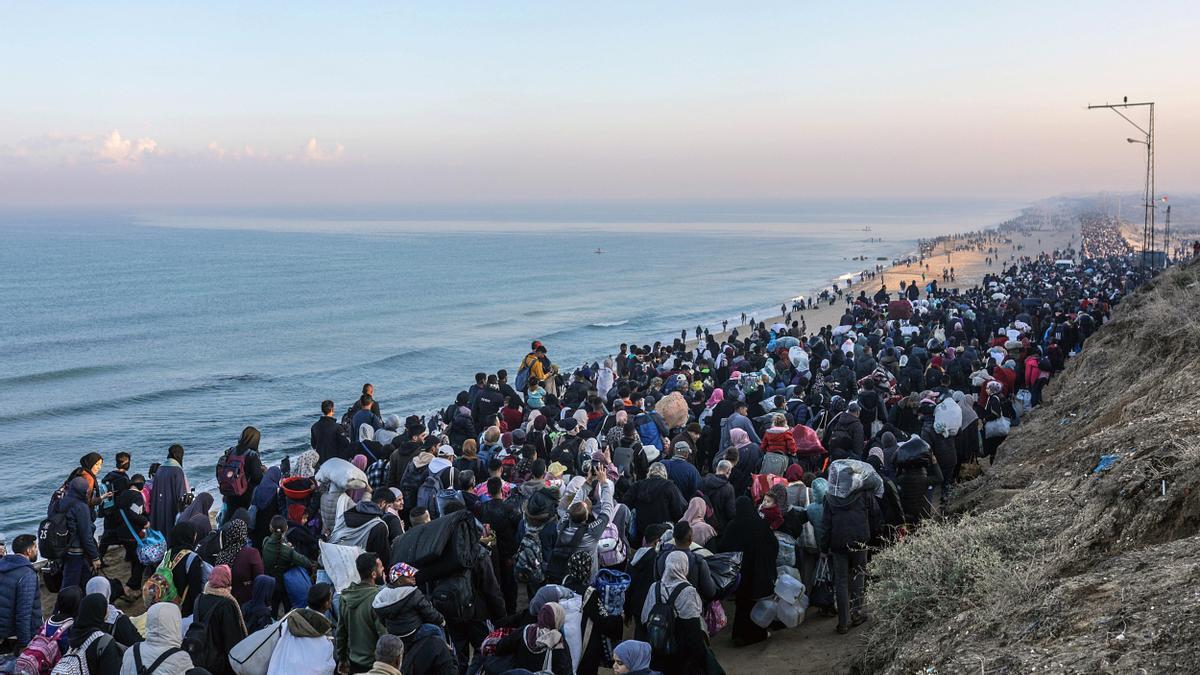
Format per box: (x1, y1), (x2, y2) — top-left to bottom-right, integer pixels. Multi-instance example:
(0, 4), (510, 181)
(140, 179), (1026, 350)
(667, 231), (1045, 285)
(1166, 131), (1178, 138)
(120, 602), (194, 675)
(249, 466), (283, 548)
(151, 445), (190, 544)
(496, 601), (572, 674)
(189, 565), (248, 675)
(980, 380), (1007, 463)
(612, 640), (659, 675)
(85, 576), (142, 647)
(241, 575), (277, 632)
(208, 518), (263, 604)
(454, 440), (484, 478)
(726, 428), (762, 495)
(347, 455), (370, 503)
(637, 551), (707, 675)
(164, 521), (207, 618)
(65, 594), (124, 674)
(679, 497), (717, 547)
(37, 586), (81, 654)
(292, 450), (320, 479)
(179, 491), (215, 538)
(221, 426), (266, 516)
(713, 497), (777, 647)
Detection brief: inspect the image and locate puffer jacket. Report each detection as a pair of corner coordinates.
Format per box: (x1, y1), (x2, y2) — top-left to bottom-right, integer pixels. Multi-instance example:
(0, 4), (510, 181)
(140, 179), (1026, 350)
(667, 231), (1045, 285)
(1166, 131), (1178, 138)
(819, 491), (881, 554)
(58, 477), (100, 560)
(822, 412), (865, 459)
(0, 554), (40, 646)
(400, 623), (457, 675)
(371, 585), (443, 639)
(760, 427), (797, 455)
(895, 463), (944, 523)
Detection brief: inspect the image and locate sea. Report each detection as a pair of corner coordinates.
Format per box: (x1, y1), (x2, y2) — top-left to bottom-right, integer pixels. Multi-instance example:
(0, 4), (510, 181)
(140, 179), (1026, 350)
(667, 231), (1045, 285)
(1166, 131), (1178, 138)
(0, 199), (1021, 537)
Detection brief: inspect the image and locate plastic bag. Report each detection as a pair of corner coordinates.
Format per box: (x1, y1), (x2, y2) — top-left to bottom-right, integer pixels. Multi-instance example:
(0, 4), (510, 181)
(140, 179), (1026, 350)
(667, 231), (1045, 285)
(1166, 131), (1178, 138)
(316, 541), (361, 592)
(984, 417), (1011, 439)
(934, 398), (962, 437)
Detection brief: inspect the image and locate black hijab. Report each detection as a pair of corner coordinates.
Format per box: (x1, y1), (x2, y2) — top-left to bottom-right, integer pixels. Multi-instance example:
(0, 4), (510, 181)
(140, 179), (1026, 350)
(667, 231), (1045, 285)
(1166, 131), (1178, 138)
(70, 593), (110, 648)
(52, 587), (83, 621)
(237, 427), (261, 453)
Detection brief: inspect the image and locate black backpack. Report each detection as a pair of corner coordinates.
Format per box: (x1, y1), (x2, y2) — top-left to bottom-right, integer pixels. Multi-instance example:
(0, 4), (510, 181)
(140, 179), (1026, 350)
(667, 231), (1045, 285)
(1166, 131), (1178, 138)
(644, 583), (688, 655)
(546, 521), (588, 585)
(430, 572), (475, 620)
(182, 597), (223, 671)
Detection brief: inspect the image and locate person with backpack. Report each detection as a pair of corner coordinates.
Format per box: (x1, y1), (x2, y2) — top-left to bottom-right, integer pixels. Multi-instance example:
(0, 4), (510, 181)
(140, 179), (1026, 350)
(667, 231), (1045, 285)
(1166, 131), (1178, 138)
(822, 401), (865, 459)
(84, 576), (141, 648)
(371, 565), (456, 675)
(185, 565), (246, 675)
(148, 522), (207, 618)
(550, 464), (614, 585)
(52, 476), (101, 593)
(620, 463), (686, 549)
(118, 602), (193, 675)
(97, 452), (132, 557)
(262, 517), (317, 612)
(0, 534), (41, 654)
(17, 587), (79, 674)
(475, 477), (522, 615)
(718, 401), (760, 454)
(820, 466), (882, 634)
(61, 593), (124, 675)
(637, 551), (707, 675)
(217, 427), (266, 518)
(516, 342), (551, 394)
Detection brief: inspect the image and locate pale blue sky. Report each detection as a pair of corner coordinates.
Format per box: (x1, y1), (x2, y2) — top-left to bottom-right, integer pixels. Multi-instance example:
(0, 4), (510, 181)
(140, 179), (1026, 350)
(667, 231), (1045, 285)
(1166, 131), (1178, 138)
(2, 2), (1197, 205)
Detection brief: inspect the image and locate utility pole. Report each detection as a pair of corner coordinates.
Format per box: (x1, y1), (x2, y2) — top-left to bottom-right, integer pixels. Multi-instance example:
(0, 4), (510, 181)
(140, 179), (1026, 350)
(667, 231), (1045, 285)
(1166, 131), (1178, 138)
(1164, 200), (1171, 264)
(1087, 100), (1155, 269)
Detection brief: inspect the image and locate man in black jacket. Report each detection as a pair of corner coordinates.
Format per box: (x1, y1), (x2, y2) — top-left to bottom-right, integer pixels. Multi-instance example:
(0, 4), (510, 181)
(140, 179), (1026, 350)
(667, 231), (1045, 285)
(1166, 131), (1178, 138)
(698, 460), (736, 531)
(820, 486), (881, 633)
(471, 375), (506, 429)
(311, 400), (348, 466)
(475, 477), (521, 614)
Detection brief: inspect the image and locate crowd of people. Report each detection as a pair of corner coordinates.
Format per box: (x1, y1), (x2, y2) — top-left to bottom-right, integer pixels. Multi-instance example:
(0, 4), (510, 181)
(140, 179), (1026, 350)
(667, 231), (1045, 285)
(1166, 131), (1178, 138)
(0, 216), (1154, 675)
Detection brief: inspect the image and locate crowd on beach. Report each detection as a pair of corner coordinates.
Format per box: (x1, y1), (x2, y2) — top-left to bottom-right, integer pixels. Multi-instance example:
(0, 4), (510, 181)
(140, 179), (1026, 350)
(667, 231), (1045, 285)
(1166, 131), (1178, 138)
(0, 216), (1163, 675)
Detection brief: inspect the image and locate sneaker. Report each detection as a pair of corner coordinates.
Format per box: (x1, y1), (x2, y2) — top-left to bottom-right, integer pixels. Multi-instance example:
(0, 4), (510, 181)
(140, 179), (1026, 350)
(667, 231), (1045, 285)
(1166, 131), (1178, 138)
(836, 624), (850, 635)
(851, 613), (870, 627)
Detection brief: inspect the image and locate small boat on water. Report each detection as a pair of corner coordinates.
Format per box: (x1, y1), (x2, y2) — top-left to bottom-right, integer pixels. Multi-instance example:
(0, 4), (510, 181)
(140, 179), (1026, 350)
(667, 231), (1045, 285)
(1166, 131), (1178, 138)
(595, 248), (605, 254)
(862, 226), (873, 232)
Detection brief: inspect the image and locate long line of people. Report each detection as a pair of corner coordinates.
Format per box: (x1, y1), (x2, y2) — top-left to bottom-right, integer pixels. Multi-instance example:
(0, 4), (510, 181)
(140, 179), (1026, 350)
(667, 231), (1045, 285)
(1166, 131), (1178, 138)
(2, 216), (1147, 675)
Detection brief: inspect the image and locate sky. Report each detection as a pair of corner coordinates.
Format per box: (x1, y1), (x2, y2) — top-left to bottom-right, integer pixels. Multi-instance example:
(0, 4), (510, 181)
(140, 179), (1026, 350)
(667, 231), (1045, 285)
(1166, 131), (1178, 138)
(2, 1), (1198, 207)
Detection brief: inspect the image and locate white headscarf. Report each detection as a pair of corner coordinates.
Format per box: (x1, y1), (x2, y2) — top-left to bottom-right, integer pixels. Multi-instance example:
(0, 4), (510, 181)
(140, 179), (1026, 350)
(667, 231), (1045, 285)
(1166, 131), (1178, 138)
(641, 550), (703, 622)
(85, 576), (122, 623)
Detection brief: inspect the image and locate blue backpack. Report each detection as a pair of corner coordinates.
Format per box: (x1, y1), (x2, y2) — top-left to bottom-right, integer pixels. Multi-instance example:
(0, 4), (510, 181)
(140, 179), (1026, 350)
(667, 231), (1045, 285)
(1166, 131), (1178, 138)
(635, 412), (664, 452)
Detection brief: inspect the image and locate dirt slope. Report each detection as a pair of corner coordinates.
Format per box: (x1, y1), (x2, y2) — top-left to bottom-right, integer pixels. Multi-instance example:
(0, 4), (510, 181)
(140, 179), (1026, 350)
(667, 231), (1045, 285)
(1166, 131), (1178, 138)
(857, 259), (1200, 674)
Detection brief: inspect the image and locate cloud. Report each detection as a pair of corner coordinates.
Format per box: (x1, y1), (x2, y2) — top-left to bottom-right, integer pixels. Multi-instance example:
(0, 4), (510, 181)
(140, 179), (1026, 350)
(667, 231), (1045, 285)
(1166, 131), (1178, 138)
(302, 137), (344, 162)
(207, 142), (266, 160)
(96, 130), (160, 165)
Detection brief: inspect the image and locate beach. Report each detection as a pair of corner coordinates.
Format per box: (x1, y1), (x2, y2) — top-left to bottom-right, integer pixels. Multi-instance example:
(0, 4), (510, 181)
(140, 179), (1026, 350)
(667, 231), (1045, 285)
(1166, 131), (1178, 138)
(696, 223), (1079, 346)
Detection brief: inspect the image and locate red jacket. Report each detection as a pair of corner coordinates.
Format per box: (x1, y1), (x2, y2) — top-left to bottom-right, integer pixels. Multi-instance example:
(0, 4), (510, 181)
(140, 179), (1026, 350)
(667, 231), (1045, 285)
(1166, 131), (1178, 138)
(761, 427), (798, 455)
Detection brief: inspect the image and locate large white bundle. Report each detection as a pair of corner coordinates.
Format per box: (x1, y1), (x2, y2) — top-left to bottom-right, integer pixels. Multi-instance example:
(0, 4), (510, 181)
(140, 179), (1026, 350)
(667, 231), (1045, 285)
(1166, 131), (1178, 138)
(315, 458), (368, 491)
(788, 346), (809, 372)
(317, 541), (362, 592)
(934, 398), (963, 437)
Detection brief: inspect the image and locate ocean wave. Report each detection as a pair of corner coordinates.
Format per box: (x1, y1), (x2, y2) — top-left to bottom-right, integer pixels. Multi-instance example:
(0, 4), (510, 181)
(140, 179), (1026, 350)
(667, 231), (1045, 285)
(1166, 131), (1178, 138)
(0, 364), (129, 387)
(591, 320), (629, 327)
(0, 373), (269, 426)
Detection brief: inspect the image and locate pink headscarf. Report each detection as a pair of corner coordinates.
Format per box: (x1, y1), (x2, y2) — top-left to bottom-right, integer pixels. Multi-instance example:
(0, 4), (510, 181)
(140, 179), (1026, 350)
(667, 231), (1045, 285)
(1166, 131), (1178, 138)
(706, 388), (724, 409)
(680, 497), (717, 546)
(348, 454), (369, 502)
(730, 428), (751, 449)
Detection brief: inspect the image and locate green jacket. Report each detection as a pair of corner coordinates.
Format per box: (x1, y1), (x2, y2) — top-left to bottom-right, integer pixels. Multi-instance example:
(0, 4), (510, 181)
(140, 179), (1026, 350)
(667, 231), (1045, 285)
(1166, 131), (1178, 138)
(335, 582), (385, 668)
(262, 533), (315, 582)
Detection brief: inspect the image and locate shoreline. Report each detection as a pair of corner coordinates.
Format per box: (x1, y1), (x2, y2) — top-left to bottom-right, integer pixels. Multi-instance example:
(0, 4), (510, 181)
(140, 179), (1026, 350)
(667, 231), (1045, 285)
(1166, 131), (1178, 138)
(686, 220), (1079, 348)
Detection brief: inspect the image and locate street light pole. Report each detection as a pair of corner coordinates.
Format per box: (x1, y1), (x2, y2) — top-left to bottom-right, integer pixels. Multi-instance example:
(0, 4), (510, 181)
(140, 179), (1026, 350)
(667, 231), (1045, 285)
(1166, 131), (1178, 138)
(1088, 100), (1155, 268)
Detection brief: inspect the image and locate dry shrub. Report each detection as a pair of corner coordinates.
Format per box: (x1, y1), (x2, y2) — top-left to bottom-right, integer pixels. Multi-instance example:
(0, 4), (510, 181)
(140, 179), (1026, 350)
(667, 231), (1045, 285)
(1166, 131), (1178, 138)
(859, 496), (1070, 673)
